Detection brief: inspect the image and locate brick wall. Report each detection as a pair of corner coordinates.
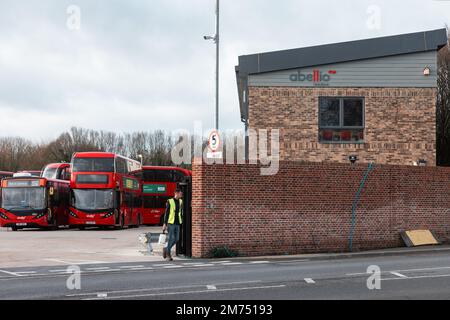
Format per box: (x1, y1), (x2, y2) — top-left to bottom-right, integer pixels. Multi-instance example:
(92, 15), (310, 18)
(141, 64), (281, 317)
(192, 161), (450, 258)
(248, 87), (437, 166)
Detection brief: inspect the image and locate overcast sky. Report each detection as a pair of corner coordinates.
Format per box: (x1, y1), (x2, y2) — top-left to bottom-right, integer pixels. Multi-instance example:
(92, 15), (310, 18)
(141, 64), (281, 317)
(0, 0), (449, 141)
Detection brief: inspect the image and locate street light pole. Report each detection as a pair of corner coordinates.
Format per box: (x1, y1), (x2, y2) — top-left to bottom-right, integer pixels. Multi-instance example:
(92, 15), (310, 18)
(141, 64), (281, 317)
(215, 0), (220, 131)
(204, 0), (220, 131)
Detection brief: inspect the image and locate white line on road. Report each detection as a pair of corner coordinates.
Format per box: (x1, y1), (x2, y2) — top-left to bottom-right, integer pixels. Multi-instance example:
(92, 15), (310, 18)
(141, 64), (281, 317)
(49, 270), (69, 273)
(382, 273), (450, 281)
(119, 266), (145, 269)
(163, 265), (184, 269)
(152, 264), (174, 267)
(207, 285), (217, 290)
(66, 280), (262, 297)
(211, 261), (231, 264)
(15, 271), (37, 275)
(0, 269), (22, 277)
(221, 262), (243, 266)
(84, 285), (287, 300)
(304, 278), (316, 284)
(390, 272), (408, 278)
(44, 259), (106, 265)
(192, 264), (215, 267)
(85, 267), (110, 271)
(347, 266), (450, 277)
(250, 261), (270, 264)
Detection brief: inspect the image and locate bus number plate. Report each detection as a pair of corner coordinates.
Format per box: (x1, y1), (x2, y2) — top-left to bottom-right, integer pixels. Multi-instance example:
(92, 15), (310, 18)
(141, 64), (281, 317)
(16, 223), (27, 226)
(86, 221), (96, 225)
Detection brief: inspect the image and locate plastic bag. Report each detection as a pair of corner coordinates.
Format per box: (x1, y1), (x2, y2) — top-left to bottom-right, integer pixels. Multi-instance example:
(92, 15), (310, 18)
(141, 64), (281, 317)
(158, 233), (167, 245)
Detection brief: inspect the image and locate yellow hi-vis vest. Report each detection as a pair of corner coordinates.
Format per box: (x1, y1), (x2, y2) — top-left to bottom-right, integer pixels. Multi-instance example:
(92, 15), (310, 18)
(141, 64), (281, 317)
(168, 198), (183, 225)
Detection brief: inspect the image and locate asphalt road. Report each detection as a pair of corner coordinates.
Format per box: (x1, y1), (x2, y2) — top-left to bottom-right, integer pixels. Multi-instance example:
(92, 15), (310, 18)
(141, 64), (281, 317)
(2, 250), (450, 300)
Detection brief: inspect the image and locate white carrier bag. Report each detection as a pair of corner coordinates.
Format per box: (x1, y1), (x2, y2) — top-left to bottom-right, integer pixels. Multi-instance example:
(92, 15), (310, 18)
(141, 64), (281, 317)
(158, 233), (167, 245)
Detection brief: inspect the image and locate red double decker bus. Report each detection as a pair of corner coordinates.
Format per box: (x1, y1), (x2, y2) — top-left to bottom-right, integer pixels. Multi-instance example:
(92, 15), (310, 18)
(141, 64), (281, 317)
(69, 152), (142, 229)
(0, 171), (13, 179)
(0, 163), (71, 231)
(140, 166), (191, 225)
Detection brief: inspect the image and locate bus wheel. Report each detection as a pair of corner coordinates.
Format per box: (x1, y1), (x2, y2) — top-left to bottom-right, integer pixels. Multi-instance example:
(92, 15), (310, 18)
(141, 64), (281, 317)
(11, 226), (18, 232)
(78, 226), (86, 231)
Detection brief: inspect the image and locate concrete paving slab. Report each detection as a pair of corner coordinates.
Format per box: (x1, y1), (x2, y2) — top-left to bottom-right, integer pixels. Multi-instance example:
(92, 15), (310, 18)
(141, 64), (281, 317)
(0, 226), (170, 268)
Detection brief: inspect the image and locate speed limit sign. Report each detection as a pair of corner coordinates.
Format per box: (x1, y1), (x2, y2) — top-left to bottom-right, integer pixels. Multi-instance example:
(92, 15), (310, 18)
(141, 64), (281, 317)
(208, 130), (221, 152)
(207, 130), (222, 159)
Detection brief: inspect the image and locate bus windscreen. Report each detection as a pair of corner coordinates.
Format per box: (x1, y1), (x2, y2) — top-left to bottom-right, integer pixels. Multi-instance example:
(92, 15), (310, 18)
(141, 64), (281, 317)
(72, 158), (114, 173)
(1, 187), (46, 211)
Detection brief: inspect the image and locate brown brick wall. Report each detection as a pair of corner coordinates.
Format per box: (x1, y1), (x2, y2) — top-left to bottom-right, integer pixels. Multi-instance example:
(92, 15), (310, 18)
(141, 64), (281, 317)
(248, 87), (437, 166)
(192, 162), (450, 258)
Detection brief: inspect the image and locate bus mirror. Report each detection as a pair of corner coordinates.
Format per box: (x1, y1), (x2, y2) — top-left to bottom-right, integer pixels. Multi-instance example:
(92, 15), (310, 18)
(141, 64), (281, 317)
(49, 187), (54, 196)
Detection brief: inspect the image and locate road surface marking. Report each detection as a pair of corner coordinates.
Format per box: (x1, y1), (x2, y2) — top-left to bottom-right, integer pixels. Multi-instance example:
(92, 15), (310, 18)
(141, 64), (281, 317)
(390, 272), (408, 278)
(85, 267), (110, 271)
(85, 285), (287, 300)
(153, 264), (174, 267)
(304, 278), (316, 284)
(183, 263), (203, 266)
(119, 265), (145, 269)
(44, 258), (106, 265)
(66, 281), (262, 297)
(207, 285), (217, 290)
(276, 259), (310, 264)
(97, 293), (108, 299)
(192, 264), (215, 267)
(163, 265), (184, 269)
(49, 269), (69, 273)
(0, 269), (22, 277)
(221, 262), (243, 266)
(211, 261), (231, 264)
(250, 261), (270, 264)
(347, 266), (450, 277)
(15, 271), (37, 275)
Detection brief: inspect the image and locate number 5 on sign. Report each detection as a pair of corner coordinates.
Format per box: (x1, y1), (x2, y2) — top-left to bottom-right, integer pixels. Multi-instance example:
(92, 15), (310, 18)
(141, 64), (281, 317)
(207, 130), (222, 159)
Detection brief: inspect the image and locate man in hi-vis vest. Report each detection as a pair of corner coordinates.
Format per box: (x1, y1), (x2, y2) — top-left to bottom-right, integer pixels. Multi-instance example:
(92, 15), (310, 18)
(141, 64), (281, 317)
(162, 188), (183, 261)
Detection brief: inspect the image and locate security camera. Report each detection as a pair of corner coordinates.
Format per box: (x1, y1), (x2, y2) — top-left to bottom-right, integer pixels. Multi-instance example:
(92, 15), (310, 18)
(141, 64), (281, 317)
(204, 35), (215, 41)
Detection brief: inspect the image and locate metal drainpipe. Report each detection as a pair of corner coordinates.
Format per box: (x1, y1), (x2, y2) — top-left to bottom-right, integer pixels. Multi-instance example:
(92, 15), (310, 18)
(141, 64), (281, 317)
(348, 162), (375, 252)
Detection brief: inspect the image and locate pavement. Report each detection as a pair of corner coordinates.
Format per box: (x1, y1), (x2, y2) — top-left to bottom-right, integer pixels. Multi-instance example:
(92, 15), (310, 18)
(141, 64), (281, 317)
(0, 226), (167, 268)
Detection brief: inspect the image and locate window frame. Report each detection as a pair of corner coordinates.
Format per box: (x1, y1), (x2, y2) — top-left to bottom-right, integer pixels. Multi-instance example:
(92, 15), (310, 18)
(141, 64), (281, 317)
(318, 96), (365, 144)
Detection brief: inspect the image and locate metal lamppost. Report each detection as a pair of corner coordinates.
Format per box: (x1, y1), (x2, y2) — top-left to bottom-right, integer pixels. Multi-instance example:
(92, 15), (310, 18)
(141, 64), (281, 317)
(204, 0), (220, 131)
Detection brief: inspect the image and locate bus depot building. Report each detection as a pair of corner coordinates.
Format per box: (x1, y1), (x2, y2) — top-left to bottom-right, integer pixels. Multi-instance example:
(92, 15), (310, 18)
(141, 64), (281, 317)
(235, 29), (448, 166)
(191, 29), (450, 258)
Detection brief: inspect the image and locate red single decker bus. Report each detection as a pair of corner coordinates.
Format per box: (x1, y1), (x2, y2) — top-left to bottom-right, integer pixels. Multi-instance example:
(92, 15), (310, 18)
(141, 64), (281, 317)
(69, 152), (142, 229)
(0, 163), (71, 231)
(140, 166), (191, 225)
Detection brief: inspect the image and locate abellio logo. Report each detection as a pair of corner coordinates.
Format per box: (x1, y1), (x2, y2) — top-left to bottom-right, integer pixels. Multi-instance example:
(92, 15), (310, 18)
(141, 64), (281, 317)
(289, 69), (337, 84)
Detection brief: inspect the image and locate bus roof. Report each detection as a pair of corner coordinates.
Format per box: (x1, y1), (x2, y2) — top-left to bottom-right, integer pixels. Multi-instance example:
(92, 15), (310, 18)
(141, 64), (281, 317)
(142, 166), (192, 176)
(44, 163), (70, 169)
(72, 152), (116, 158)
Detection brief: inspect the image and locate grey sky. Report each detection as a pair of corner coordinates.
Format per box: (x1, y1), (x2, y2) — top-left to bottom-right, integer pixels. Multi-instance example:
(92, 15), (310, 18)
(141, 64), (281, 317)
(0, 0), (449, 141)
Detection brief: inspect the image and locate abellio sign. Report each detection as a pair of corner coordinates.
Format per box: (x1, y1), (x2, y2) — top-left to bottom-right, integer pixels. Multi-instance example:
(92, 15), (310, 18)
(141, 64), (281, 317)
(289, 69), (337, 85)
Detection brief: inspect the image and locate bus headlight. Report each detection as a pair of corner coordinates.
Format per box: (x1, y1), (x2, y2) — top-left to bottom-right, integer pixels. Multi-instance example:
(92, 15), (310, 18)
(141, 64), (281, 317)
(0, 213), (9, 220)
(69, 211), (78, 218)
(35, 212), (47, 219)
(104, 212), (114, 218)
